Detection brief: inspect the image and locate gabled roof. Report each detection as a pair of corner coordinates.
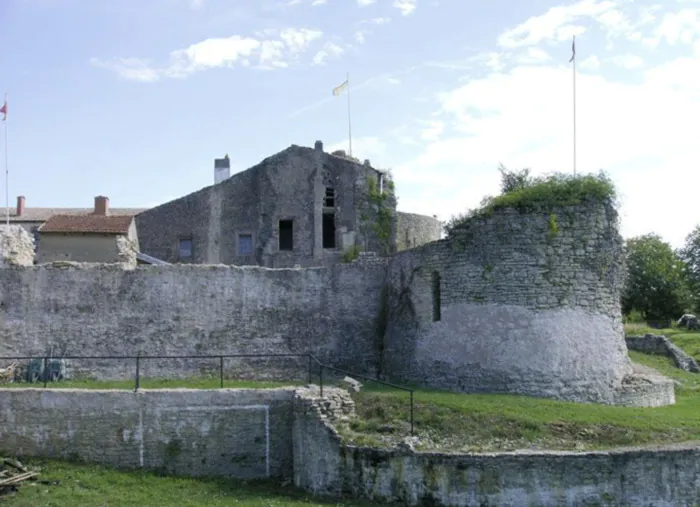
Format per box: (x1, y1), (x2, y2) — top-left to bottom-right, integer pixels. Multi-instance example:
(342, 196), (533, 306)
(39, 214), (134, 234)
(9, 207), (146, 223)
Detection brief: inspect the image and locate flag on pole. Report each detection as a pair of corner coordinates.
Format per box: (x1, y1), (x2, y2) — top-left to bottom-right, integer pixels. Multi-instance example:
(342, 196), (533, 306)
(569, 36), (576, 63)
(332, 79), (348, 96)
(0, 96), (6, 121)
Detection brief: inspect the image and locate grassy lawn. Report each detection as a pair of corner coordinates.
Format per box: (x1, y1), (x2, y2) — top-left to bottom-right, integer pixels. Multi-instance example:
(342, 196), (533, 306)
(336, 350), (700, 453)
(2, 377), (302, 390)
(0, 460), (382, 507)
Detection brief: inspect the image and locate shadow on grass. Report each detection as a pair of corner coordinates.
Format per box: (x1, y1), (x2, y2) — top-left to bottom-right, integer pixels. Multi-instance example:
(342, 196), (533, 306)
(5, 459), (386, 507)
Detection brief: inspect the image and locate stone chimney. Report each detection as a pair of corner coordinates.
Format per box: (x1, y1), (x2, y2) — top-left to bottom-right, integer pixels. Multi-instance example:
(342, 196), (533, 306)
(16, 196), (25, 217)
(94, 196), (109, 216)
(314, 140), (323, 151)
(214, 154), (231, 184)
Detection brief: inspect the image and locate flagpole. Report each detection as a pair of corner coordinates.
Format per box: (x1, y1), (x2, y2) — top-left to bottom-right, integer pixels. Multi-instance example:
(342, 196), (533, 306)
(572, 37), (577, 177)
(346, 72), (353, 158)
(3, 93), (7, 226)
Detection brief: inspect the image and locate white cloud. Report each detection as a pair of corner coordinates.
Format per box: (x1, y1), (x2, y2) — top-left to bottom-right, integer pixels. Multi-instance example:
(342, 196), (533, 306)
(311, 0), (327, 4)
(312, 42), (344, 66)
(189, 0), (204, 9)
(393, 0), (417, 16)
(92, 28), (324, 80)
(579, 54), (600, 69)
(609, 54), (644, 68)
(358, 0), (376, 5)
(388, 2), (700, 248)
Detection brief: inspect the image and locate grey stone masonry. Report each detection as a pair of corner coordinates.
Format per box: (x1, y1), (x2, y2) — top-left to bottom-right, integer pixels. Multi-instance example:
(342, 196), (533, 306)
(0, 259), (388, 379)
(291, 387), (700, 506)
(135, 144), (405, 268)
(382, 200), (650, 404)
(396, 211), (442, 251)
(0, 225), (35, 267)
(0, 388), (296, 479)
(627, 334), (700, 373)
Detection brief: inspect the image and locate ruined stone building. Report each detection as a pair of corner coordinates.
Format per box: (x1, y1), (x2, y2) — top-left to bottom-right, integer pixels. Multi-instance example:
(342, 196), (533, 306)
(135, 141), (443, 267)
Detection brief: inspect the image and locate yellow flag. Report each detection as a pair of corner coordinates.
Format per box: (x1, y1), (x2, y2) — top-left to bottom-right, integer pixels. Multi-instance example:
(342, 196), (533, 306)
(332, 80), (348, 96)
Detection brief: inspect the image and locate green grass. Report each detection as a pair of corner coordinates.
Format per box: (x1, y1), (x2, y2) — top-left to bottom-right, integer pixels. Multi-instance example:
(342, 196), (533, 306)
(0, 459), (382, 506)
(333, 349), (700, 453)
(3, 377), (301, 390)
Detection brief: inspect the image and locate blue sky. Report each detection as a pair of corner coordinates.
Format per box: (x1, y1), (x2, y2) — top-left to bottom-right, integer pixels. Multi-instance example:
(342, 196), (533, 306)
(1, 0), (698, 247)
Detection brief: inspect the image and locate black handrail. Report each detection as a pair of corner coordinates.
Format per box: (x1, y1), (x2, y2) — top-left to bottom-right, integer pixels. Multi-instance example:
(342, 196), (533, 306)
(0, 352), (416, 436)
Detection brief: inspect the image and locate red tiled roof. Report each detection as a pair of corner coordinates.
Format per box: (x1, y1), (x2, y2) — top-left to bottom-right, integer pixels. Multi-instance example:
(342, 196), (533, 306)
(8, 207), (146, 223)
(39, 214), (134, 234)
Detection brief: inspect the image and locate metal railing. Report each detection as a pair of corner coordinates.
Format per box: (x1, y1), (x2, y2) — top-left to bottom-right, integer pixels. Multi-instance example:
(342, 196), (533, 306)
(0, 352), (415, 435)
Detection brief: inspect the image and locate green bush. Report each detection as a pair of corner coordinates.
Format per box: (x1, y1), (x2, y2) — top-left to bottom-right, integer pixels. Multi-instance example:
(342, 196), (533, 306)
(342, 244), (362, 263)
(445, 169), (617, 236)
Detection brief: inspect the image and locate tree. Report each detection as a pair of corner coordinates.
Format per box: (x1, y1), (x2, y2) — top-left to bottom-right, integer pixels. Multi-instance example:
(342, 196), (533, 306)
(497, 164), (532, 194)
(679, 225), (700, 312)
(622, 234), (692, 322)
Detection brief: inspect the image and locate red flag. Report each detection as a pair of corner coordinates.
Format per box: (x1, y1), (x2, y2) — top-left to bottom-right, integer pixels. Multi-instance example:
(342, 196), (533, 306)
(0, 98), (6, 121)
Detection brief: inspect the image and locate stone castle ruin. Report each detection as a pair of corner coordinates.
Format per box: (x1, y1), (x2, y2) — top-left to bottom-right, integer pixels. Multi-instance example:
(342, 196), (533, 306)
(0, 145), (676, 407)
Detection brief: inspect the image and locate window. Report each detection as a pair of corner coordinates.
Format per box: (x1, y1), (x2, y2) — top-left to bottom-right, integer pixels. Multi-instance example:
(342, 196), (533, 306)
(238, 234), (253, 256)
(279, 220), (293, 251)
(323, 213), (336, 249)
(324, 187), (335, 207)
(432, 271), (441, 322)
(179, 238), (193, 259)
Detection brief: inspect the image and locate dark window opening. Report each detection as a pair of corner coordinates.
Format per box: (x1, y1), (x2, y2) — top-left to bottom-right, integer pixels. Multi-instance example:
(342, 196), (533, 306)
(279, 220), (294, 251)
(238, 234), (253, 256)
(323, 213), (336, 249)
(324, 187), (335, 207)
(179, 238), (193, 259)
(432, 271), (441, 322)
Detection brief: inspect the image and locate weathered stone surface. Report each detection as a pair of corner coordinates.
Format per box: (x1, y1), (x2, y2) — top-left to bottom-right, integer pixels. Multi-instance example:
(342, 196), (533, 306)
(627, 334), (700, 373)
(0, 260), (387, 379)
(396, 212), (442, 251)
(135, 144), (402, 267)
(0, 388), (296, 479)
(292, 388), (700, 506)
(339, 376), (363, 393)
(678, 313), (700, 330)
(0, 225), (34, 267)
(383, 201), (641, 404)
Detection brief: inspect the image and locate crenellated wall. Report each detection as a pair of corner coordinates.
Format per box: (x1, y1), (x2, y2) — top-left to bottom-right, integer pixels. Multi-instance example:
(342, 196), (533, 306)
(382, 200), (644, 404)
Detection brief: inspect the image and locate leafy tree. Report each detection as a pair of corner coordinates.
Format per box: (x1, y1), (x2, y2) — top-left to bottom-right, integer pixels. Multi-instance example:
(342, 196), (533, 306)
(497, 164), (532, 194)
(679, 225), (700, 312)
(622, 234), (692, 322)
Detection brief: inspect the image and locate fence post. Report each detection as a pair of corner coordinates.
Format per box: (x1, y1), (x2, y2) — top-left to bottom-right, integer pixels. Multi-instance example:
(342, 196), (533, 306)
(43, 356), (48, 388)
(319, 363), (324, 398)
(307, 355), (312, 385)
(410, 390), (414, 436)
(134, 353), (140, 392)
(219, 356), (224, 389)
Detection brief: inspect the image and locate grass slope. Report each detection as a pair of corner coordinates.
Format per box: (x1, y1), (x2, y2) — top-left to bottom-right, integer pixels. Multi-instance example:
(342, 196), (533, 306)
(1, 460), (381, 507)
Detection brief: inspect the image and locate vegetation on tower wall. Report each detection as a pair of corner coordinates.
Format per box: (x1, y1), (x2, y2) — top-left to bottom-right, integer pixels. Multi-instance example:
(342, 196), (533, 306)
(444, 165), (618, 236)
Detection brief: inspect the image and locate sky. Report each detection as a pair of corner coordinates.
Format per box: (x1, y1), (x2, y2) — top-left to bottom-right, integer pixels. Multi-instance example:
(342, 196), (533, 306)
(0, 0), (698, 248)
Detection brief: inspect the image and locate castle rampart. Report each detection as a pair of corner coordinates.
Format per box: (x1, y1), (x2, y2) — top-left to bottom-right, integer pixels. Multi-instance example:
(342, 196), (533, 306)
(383, 200), (642, 404)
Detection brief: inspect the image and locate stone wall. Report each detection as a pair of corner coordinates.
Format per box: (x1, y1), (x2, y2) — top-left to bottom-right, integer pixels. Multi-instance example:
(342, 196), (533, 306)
(0, 258), (388, 379)
(0, 388), (295, 479)
(292, 388), (700, 506)
(396, 211), (442, 251)
(135, 144), (398, 268)
(0, 225), (35, 267)
(383, 200), (638, 404)
(627, 334), (700, 373)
